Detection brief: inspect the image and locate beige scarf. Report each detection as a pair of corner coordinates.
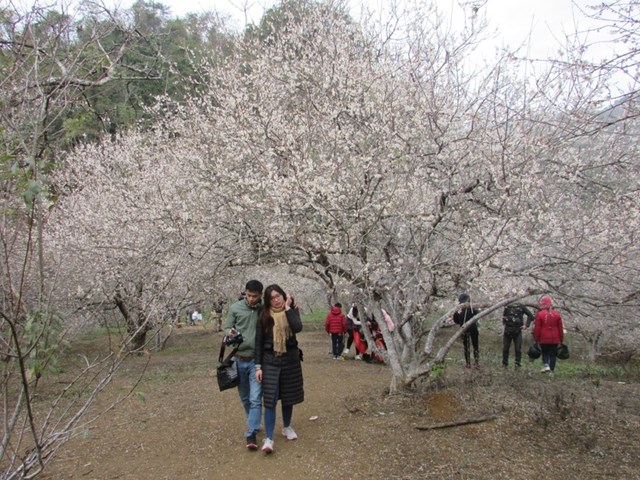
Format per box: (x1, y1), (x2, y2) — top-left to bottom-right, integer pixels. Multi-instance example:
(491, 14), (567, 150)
(271, 306), (292, 355)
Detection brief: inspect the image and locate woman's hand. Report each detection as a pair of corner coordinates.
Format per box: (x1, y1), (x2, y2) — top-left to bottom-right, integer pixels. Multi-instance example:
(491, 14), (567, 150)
(285, 292), (293, 309)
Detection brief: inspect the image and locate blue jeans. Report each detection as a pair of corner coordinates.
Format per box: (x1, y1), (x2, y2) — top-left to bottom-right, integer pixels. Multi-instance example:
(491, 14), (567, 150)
(236, 358), (262, 438)
(263, 382), (293, 440)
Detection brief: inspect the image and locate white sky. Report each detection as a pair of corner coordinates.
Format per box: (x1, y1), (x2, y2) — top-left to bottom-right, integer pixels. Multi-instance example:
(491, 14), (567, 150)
(114, 0), (617, 62)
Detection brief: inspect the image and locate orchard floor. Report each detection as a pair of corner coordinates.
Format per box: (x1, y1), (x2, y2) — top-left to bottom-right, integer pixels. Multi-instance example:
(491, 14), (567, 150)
(43, 326), (640, 480)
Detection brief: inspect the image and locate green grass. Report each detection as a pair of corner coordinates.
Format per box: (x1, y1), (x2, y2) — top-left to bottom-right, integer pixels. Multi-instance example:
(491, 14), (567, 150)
(557, 362), (638, 379)
(79, 326), (126, 341)
(302, 308), (329, 328)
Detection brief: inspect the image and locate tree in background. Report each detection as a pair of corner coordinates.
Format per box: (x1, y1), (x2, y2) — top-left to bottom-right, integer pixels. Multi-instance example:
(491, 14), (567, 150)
(123, 0), (636, 390)
(22, 0), (640, 416)
(0, 1), (204, 476)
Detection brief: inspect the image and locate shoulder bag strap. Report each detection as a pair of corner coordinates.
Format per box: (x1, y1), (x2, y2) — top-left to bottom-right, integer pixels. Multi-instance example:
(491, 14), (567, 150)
(218, 341), (239, 363)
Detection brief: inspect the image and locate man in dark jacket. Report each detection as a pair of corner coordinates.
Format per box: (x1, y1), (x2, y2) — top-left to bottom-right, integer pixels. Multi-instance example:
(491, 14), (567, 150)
(453, 293), (480, 369)
(502, 304), (534, 368)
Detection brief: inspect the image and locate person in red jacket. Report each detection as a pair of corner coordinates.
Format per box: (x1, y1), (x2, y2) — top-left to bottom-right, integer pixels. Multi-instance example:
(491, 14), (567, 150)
(325, 303), (347, 359)
(533, 296), (564, 374)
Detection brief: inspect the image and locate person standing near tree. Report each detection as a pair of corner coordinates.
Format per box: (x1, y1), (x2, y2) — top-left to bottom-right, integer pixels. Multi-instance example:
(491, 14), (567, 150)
(212, 300), (225, 332)
(325, 303), (347, 360)
(453, 293), (481, 369)
(501, 304), (534, 368)
(191, 308), (202, 325)
(533, 296), (564, 374)
(343, 303), (360, 357)
(255, 284), (304, 454)
(225, 280), (264, 450)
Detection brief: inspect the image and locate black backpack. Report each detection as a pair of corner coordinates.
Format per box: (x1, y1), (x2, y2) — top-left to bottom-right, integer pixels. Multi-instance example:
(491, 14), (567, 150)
(503, 306), (523, 333)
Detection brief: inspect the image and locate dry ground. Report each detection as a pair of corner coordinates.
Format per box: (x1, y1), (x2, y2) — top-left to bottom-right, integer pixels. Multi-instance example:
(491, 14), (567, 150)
(41, 325), (640, 480)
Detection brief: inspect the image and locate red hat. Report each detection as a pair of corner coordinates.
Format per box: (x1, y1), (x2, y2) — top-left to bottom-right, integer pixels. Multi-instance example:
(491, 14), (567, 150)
(539, 296), (553, 308)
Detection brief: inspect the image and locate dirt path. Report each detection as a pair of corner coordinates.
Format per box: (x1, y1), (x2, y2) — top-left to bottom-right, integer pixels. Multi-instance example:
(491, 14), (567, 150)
(43, 326), (640, 480)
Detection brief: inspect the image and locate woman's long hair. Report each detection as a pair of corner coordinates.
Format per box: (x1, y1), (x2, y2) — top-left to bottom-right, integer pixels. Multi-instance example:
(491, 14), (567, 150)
(260, 284), (289, 333)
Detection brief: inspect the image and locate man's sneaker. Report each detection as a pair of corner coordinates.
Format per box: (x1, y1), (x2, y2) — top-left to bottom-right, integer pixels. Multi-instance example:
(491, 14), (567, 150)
(343, 348), (349, 355)
(261, 438), (274, 453)
(246, 433), (258, 450)
(282, 426), (298, 441)
(540, 364), (551, 373)
(355, 354), (362, 360)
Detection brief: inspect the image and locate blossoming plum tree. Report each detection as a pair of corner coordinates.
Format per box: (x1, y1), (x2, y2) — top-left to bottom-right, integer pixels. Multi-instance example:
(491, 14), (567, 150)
(51, 0), (640, 393)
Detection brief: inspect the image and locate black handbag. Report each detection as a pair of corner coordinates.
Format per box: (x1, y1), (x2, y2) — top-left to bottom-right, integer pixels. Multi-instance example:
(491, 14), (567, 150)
(557, 343), (570, 360)
(527, 343), (541, 359)
(216, 342), (240, 391)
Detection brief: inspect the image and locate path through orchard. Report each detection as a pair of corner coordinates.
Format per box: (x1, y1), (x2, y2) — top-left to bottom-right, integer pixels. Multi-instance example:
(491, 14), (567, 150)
(43, 326), (640, 479)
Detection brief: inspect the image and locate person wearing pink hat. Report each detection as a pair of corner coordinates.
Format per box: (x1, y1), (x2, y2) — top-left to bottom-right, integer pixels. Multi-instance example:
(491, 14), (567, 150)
(533, 296), (564, 374)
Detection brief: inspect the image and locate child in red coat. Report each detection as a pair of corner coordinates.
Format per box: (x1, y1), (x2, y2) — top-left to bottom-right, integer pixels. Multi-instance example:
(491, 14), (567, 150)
(325, 303), (347, 359)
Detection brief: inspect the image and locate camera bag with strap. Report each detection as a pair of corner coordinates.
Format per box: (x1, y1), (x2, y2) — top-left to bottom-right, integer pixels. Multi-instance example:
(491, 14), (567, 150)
(216, 341), (240, 391)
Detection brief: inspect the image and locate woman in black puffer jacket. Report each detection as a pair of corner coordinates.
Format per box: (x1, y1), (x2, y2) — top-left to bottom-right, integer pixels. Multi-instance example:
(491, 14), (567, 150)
(255, 284), (304, 454)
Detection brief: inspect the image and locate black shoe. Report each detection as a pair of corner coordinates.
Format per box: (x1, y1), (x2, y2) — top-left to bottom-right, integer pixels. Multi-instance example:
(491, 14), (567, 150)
(246, 434), (258, 450)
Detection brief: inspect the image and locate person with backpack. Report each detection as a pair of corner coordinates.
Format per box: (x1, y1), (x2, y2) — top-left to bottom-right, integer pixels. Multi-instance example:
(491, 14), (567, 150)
(453, 293), (481, 369)
(501, 304), (534, 368)
(533, 296), (564, 374)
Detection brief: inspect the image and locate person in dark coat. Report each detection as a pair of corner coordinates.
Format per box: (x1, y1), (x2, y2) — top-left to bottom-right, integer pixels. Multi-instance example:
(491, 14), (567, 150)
(533, 296), (564, 374)
(453, 293), (481, 369)
(501, 304), (534, 368)
(255, 284), (304, 454)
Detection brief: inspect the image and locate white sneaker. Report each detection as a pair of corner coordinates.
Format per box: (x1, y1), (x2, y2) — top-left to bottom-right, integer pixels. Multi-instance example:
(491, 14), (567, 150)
(261, 438), (274, 453)
(540, 364), (551, 373)
(355, 354), (362, 360)
(282, 426), (298, 441)
(343, 348), (349, 355)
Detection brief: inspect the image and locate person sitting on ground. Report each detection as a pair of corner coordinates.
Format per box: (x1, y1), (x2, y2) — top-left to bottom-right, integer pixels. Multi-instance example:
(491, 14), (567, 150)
(363, 314), (385, 363)
(352, 327), (367, 361)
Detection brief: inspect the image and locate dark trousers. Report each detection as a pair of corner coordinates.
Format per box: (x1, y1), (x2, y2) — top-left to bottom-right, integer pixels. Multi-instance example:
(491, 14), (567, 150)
(462, 330), (479, 366)
(345, 329), (354, 350)
(502, 331), (522, 367)
(330, 333), (343, 357)
(540, 343), (559, 371)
